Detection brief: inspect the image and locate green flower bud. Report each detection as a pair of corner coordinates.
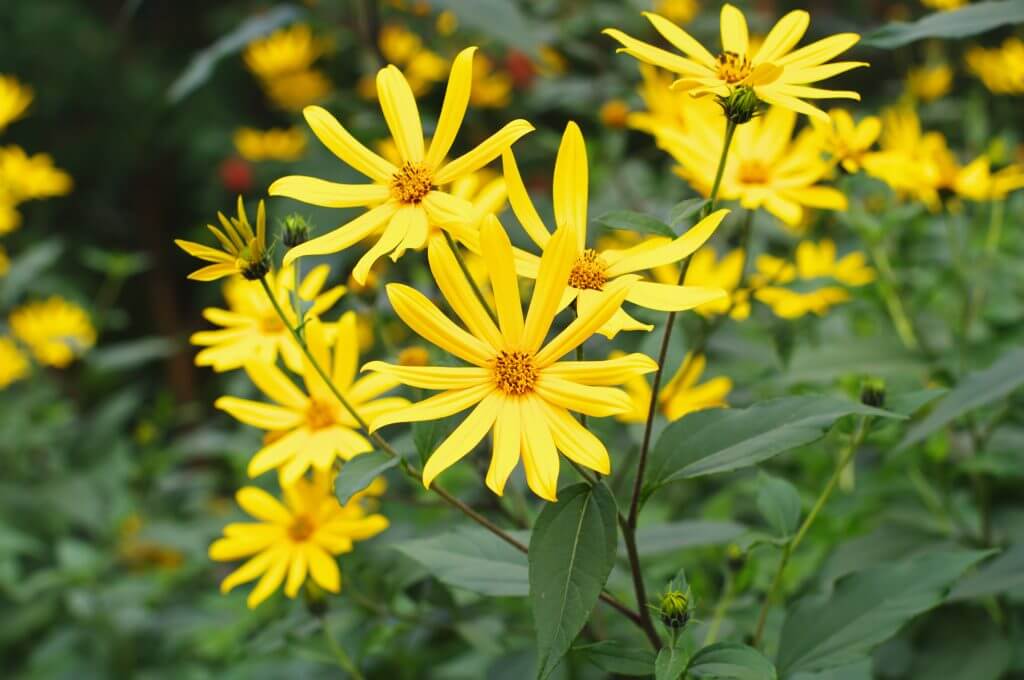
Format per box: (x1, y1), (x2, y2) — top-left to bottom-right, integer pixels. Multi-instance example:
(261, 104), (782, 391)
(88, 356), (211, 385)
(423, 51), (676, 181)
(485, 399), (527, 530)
(718, 86), (762, 125)
(659, 590), (690, 629)
(282, 214), (312, 249)
(860, 378), (886, 408)
(725, 543), (745, 572)
(239, 252), (271, 281)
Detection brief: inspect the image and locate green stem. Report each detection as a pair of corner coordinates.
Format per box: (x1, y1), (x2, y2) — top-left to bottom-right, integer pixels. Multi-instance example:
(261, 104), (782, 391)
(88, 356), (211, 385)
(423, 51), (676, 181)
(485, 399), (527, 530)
(703, 571), (735, 646)
(323, 617), (366, 680)
(868, 241), (920, 352)
(442, 231), (499, 326)
(984, 199), (1005, 254)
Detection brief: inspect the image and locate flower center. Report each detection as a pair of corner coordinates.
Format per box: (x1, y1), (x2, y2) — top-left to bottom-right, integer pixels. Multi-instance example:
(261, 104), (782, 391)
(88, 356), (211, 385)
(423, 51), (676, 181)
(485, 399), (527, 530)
(716, 51), (752, 84)
(568, 249), (607, 291)
(493, 350), (538, 395)
(306, 399), (337, 430)
(737, 160), (770, 185)
(260, 314), (285, 334)
(390, 162), (433, 204)
(288, 515), (315, 541)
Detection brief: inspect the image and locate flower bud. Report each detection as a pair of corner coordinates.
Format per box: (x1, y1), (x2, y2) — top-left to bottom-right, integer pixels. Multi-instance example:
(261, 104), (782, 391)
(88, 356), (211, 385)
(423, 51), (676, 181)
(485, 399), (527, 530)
(282, 214), (311, 249)
(860, 378), (886, 408)
(718, 86), (762, 125)
(725, 543), (745, 572)
(658, 590), (690, 629)
(239, 248), (271, 281)
(305, 580), (328, 617)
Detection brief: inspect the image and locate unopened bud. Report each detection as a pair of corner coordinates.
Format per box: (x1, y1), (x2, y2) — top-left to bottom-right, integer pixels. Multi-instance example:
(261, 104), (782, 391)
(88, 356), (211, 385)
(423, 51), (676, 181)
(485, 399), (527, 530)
(282, 214), (311, 248)
(860, 378), (886, 408)
(658, 590), (690, 629)
(725, 543), (745, 572)
(239, 252), (271, 281)
(718, 86), (761, 125)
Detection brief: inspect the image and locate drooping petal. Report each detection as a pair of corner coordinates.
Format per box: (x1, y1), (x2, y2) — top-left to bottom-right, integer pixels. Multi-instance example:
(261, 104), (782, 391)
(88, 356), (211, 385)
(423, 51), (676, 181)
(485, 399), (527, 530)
(422, 392), (502, 489)
(215, 396), (303, 430)
(248, 430), (309, 478)
(519, 397), (560, 501)
(188, 263), (238, 281)
(368, 382), (494, 432)
(376, 65), (425, 162)
(303, 105), (397, 183)
(268, 177), (389, 207)
(542, 353), (658, 386)
(486, 398), (521, 496)
(522, 224), (577, 353)
(426, 46), (476, 169)
(624, 281), (726, 312)
(553, 122), (589, 248)
(247, 549), (289, 608)
(385, 283), (495, 366)
(220, 547), (278, 593)
(533, 376), (633, 417)
(534, 277), (636, 367)
(605, 209), (729, 276)
(539, 400), (611, 475)
(282, 201), (398, 268)
(305, 544), (341, 592)
(434, 120), (534, 185)
(361, 361), (491, 390)
(351, 206), (415, 284)
(283, 546), (308, 597)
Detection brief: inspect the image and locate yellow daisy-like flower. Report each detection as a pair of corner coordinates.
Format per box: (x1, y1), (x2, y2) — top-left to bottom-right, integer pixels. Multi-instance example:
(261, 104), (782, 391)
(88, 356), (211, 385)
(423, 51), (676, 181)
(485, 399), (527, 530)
(654, 0), (699, 25)
(952, 156), (1024, 202)
(215, 313), (408, 483)
(753, 240), (875, 319)
(0, 146), (73, 202)
(9, 296), (97, 368)
(653, 247), (750, 320)
(0, 336), (30, 388)
(922, 0), (968, 10)
(373, 24), (449, 97)
(628, 64), (723, 148)
(665, 106), (846, 227)
(263, 69), (332, 111)
(191, 265), (345, 373)
(244, 24), (324, 81)
(469, 54), (512, 108)
(0, 75), (33, 131)
(233, 127), (307, 162)
(271, 47), (533, 284)
(209, 469), (388, 609)
(363, 216), (659, 501)
(906, 64), (953, 102)
(810, 108), (881, 174)
(175, 196), (268, 282)
(616, 351), (731, 423)
(965, 38), (1024, 95)
(604, 4), (866, 122)
(503, 122), (728, 338)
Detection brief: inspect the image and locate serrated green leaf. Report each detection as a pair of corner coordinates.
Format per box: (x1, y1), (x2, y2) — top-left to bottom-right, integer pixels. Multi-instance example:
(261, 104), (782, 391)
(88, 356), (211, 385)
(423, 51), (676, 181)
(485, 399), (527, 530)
(687, 642), (776, 679)
(596, 210), (676, 238)
(334, 451), (397, 505)
(394, 526), (528, 597)
(756, 473), (801, 538)
(530, 483), (618, 679)
(862, 1), (1024, 48)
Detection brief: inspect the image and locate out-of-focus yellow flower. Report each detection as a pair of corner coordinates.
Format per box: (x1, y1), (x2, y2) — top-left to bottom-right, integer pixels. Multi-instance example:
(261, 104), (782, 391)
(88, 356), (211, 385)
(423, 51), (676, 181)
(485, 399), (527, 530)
(810, 108), (881, 173)
(965, 38), (1024, 95)
(436, 10), (458, 36)
(209, 469), (388, 609)
(355, 313), (375, 353)
(176, 197), (268, 282)
(0, 336), (30, 388)
(0, 76), (33, 131)
(654, 247), (750, 320)
(605, 4), (867, 122)
(368, 24), (449, 98)
(191, 265), (345, 373)
(244, 24), (323, 80)
(9, 297), (96, 368)
(952, 155), (1024, 201)
(628, 64), (722, 146)
(753, 240), (874, 318)
(0, 146), (73, 202)
(263, 69), (332, 111)
(216, 314), (408, 482)
(233, 127), (307, 162)
(666, 107), (847, 227)
(398, 345), (430, 366)
(271, 47), (533, 284)
(600, 99), (631, 128)
(0, 244), (8, 277)
(504, 122), (728, 338)
(922, 0), (968, 10)
(653, 0), (699, 25)
(616, 351), (731, 423)
(906, 64), (953, 102)
(364, 217), (657, 501)
(388, 0), (431, 14)
(469, 54), (512, 108)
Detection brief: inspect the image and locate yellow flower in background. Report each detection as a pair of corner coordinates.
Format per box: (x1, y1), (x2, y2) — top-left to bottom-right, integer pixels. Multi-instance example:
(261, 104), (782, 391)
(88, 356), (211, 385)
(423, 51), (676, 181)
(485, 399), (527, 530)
(263, 69), (332, 111)
(922, 0), (968, 9)
(653, 247), (750, 320)
(9, 296), (96, 367)
(810, 108), (881, 173)
(191, 265), (345, 373)
(627, 64), (722, 148)
(0, 244), (8, 277)
(216, 314), (408, 483)
(0, 336), (30, 388)
(176, 197), (268, 282)
(244, 24), (324, 80)
(605, 4), (866, 121)
(616, 351), (731, 423)
(665, 107), (846, 227)
(965, 38), (1024, 95)
(753, 240), (875, 319)
(0, 76), (33, 131)
(653, 0), (699, 25)
(372, 24), (449, 97)
(0, 146), (73, 201)
(364, 217), (657, 501)
(469, 54), (512, 108)
(209, 469), (388, 609)
(503, 122), (728, 338)
(952, 156), (1024, 201)
(906, 64), (953, 102)
(600, 99), (631, 128)
(271, 47), (533, 284)
(233, 127), (307, 162)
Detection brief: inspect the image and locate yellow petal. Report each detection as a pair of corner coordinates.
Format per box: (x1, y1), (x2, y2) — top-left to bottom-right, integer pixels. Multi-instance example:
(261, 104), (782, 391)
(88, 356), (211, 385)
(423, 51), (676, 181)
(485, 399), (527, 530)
(351, 206), (414, 284)
(480, 215), (524, 345)
(283, 546), (308, 597)
(220, 548), (277, 593)
(427, 234), (503, 350)
(422, 392), (502, 489)
(755, 10), (809, 63)
(215, 396), (303, 430)
(522, 224), (577, 353)
(369, 383), (494, 432)
(332, 311), (358, 389)
(426, 46), (476, 168)
(625, 281), (726, 312)
(757, 90), (829, 123)
(175, 239), (232, 263)
(534, 277), (636, 367)
(519, 396), (559, 502)
(248, 430), (309, 478)
(542, 353), (657, 386)
(434, 119), (534, 185)
(603, 27), (711, 78)
(553, 122), (589, 249)
(720, 4), (749, 57)
(605, 209), (729, 276)
(385, 283), (495, 366)
(243, 361), (308, 410)
(268, 176), (389, 208)
(246, 550), (289, 608)
(305, 544), (341, 592)
(301, 317), (332, 400)
(376, 65), (425, 162)
(362, 361), (491, 390)
(188, 263), (237, 281)
(283, 201), (397, 268)
(533, 375), (633, 417)
(502, 149), (551, 248)
(303, 105), (397, 183)
(776, 33), (860, 68)
(642, 12), (717, 69)
(539, 400), (610, 475)
(209, 531), (277, 561)
(486, 398), (521, 496)
(237, 487), (293, 524)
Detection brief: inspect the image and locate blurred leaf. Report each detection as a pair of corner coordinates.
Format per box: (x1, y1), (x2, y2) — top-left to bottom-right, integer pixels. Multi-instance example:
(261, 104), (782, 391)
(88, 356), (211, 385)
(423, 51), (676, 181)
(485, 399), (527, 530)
(776, 550), (990, 676)
(885, 388), (947, 416)
(431, 0), (544, 55)
(899, 347), (1024, 449)
(86, 337), (177, 371)
(167, 5), (303, 103)
(577, 640), (656, 676)
(862, 1), (1024, 48)
(412, 418), (446, 469)
(394, 526), (528, 597)
(669, 199), (710, 228)
(80, 247), (150, 278)
(596, 210), (676, 238)
(529, 482), (617, 679)
(655, 639), (689, 680)
(756, 473), (801, 539)
(949, 543), (1024, 600)
(633, 520), (747, 556)
(334, 451), (397, 505)
(645, 397), (901, 494)
(781, 338), (926, 385)
(687, 642), (776, 679)
(0, 524), (44, 557)
(1, 240), (62, 306)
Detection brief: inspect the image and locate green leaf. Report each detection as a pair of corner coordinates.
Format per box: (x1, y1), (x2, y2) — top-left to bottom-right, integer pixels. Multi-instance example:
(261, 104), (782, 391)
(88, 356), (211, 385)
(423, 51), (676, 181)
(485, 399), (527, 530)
(86, 337), (176, 372)
(645, 397), (901, 494)
(899, 347), (1024, 450)
(776, 550), (990, 676)
(756, 473), (801, 538)
(687, 642), (777, 679)
(633, 520), (747, 557)
(431, 0), (546, 55)
(949, 543), (1024, 601)
(885, 388), (947, 416)
(1, 240), (62, 306)
(596, 210), (676, 238)
(394, 526), (528, 597)
(412, 418), (446, 468)
(862, 1), (1024, 49)
(529, 482), (618, 679)
(669, 198), (709, 227)
(334, 451), (397, 505)
(576, 640), (656, 676)
(655, 640), (690, 680)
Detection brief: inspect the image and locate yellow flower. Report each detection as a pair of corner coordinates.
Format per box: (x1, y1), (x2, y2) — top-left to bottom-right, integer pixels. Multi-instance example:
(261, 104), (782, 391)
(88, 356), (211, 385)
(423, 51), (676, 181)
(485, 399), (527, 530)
(810, 108), (881, 173)
(753, 240), (874, 319)
(469, 54), (512, 108)
(922, 0), (968, 9)
(398, 345), (430, 366)
(0, 336), (30, 388)
(0, 244), (8, 277)
(244, 24), (323, 81)
(653, 247), (750, 320)
(271, 47), (533, 284)
(627, 64), (722, 146)
(654, 0), (699, 25)
(363, 216), (659, 501)
(605, 4), (866, 122)
(965, 38), (1024, 95)
(0, 145), (73, 203)
(191, 265), (345, 373)
(175, 197), (269, 282)
(9, 296), (96, 367)
(375, 24), (449, 97)
(503, 122), (728, 338)
(906, 64), (952, 102)
(665, 107), (847, 227)
(263, 69), (332, 111)
(215, 314), (408, 483)
(616, 351), (731, 423)
(952, 156), (1024, 202)
(0, 75), (33, 131)
(233, 127), (307, 162)
(600, 99), (631, 128)
(209, 469), (388, 609)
